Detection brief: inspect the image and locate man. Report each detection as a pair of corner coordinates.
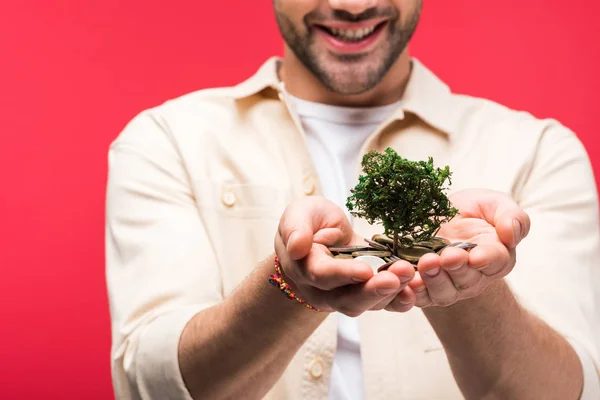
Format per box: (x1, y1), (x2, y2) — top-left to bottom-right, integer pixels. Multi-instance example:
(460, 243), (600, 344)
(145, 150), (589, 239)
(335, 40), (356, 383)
(105, 0), (600, 399)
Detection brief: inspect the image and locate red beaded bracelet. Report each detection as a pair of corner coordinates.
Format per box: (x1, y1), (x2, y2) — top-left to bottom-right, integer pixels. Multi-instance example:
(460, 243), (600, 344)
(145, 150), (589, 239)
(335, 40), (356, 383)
(268, 255), (321, 312)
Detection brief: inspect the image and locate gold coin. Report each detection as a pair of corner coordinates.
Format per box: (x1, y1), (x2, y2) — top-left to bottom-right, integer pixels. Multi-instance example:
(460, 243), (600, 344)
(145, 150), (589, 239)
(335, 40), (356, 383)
(333, 254), (354, 259)
(352, 251), (392, 257)
(397, 246), (434, 262)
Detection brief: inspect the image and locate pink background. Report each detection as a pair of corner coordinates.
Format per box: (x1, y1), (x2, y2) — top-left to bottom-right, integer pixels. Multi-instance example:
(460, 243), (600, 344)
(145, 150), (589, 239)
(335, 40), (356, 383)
(1, 1), (598, 399)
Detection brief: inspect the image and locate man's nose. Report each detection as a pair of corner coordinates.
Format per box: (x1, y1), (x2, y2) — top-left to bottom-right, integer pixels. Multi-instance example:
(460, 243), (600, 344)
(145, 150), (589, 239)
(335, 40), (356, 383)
(327, 0), (377, 16)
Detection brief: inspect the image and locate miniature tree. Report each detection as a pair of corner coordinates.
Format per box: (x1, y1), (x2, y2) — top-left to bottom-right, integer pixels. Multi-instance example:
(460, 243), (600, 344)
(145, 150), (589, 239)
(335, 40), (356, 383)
(346, 147), (459, 255)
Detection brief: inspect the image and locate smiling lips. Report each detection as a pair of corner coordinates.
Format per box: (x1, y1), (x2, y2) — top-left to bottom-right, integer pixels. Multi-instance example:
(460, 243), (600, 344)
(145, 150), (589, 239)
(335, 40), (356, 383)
(325, 25), (378, 41)
(313, 19), (388, 53)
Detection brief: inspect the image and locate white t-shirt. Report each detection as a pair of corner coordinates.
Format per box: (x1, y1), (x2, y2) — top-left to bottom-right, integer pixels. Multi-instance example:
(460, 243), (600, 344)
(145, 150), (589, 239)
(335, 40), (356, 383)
(286, 92), (401, 400)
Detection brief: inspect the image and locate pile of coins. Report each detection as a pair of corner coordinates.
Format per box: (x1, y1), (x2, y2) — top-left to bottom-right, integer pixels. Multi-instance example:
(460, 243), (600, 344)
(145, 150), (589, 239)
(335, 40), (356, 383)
(328, 234), (477, 272)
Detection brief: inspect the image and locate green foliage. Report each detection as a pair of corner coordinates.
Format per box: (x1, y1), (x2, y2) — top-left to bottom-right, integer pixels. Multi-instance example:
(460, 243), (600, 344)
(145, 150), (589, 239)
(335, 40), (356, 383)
(346, 147), (458, 250)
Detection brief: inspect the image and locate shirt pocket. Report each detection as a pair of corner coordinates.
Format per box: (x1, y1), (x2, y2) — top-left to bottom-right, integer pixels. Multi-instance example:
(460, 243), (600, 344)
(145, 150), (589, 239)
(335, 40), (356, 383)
(193, 180), (293, 295)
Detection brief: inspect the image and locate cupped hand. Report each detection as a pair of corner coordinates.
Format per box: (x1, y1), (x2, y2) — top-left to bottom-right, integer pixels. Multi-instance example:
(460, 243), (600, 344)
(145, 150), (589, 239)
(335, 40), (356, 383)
(274, 197), (416, 316)
(407, 189), (531, 308)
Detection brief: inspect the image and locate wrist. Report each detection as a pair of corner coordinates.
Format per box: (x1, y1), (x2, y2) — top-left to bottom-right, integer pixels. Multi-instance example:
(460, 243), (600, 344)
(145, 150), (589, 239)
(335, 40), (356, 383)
(258, 255), (327, 324)
(424, 279), (510, 319)
(423, 279), (522, 352)
(269, 255), (323, 312)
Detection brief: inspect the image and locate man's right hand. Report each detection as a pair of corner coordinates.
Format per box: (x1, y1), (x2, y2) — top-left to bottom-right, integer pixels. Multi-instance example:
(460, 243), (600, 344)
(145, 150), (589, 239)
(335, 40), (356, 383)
(274, 197), (416, 316)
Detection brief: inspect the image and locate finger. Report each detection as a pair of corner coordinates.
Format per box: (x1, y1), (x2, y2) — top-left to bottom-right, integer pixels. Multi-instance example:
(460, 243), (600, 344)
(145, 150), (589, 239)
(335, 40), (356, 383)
(326, 271), (402, 317)
(472, 191), (530, 249)
(312, 227), (346, 246)
(415, 289), (432, 308)
(444, 261), (484, 292)
(313, 227), (366, 247)
(370, 291), (401, 310)
(437, 246), (469, 270)
(386, 259), (416, 282)
(385, 286), (417, 312)
(369, 262), (414, 310)
(437, 246), (483, 291)
(279, 197), (354, 260)
(280, 220), (313, 261)
(495, 208), (531, 249)
(467, 243), (516, 279)
(418, 253), (459, 307)
(274, 231), (298, 280)
(296, 244), (374, 290)
(409, 272), (432, 308)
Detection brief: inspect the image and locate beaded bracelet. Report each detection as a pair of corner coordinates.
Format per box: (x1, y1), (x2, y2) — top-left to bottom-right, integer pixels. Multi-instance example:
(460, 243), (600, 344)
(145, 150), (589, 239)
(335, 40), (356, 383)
(268, 255), (321, 312)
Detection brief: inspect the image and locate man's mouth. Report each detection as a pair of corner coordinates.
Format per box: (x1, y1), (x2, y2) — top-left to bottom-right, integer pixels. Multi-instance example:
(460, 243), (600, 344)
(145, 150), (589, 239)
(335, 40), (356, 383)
(311, 19), (388, 53)
(314, 20), (388, 43)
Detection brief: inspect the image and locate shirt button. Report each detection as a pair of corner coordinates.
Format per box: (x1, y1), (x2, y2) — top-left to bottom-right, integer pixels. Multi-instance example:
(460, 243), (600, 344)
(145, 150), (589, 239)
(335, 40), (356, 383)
(303, 176), (316, 196)
(309, 358), (324, 379)
(222, 190), (236, 207)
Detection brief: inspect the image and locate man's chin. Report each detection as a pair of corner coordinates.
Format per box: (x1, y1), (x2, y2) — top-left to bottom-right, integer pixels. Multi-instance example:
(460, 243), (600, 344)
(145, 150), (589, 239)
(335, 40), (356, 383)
(316, 77), (374, 96)
(315, 65), (381, 95)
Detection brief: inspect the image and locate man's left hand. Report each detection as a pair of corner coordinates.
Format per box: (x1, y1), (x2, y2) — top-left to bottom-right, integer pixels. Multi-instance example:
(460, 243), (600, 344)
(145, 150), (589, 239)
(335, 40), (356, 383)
(388, 189), (531, 310)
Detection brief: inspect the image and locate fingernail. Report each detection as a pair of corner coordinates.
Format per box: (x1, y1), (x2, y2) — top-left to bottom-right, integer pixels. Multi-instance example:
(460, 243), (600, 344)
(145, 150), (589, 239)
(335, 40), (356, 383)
(351, 277), (367, 283)
(376, 288), (398, 296)
(446, 264), (463, 271)
(413, 285), (427, 293)
(399, 276), (413, 283)
(513, 219), (522, 243)
(424, 267), (441, 277)
(398, 299), (412, 305)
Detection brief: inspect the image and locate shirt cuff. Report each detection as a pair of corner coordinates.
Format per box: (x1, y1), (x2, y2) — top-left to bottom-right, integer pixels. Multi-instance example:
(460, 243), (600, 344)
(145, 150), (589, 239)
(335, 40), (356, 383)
(568, 339), (600, 400)
(133, 306), (205, 400)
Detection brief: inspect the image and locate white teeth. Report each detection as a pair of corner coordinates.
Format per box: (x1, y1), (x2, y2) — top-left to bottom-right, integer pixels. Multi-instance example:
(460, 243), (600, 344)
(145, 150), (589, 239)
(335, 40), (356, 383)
(330, 26), (377, 41)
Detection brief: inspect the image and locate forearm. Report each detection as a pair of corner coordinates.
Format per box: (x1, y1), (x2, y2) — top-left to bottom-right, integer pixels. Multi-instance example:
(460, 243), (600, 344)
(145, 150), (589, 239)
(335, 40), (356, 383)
(178, 254), (327, 400)
(424, 279), (583, 400)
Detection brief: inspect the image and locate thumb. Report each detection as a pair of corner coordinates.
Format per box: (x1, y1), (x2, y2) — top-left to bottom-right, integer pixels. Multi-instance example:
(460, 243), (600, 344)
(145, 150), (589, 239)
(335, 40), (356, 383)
(496, 211), (531, 249)
(486, 194), (530, 249)
(278, 197), (353, 260)
(454, 189), (530, 249)
(286, 226), (313, 261)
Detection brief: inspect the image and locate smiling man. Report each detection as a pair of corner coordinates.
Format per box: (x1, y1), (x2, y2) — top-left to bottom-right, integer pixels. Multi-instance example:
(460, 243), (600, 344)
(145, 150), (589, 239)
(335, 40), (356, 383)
(106, 1), (600, 399)
(275, 0), (419, 104)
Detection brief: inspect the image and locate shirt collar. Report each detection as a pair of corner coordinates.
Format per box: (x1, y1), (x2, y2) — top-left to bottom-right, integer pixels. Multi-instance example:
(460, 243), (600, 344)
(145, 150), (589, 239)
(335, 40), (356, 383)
(229, 57), (282, 99)
(400, 58), (455, 137)
(230, 57), (455, 137)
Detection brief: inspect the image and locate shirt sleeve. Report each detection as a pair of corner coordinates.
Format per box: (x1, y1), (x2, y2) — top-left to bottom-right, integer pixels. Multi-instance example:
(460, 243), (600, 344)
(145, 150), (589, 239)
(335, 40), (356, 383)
(569, 339), (600, 399)
(105, 111), (223, 400)
(507, 121), (600, 395)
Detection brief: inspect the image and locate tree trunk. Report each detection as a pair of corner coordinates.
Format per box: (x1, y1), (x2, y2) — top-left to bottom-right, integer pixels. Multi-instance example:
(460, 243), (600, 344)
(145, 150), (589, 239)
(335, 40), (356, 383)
(393, 231), (398, 256)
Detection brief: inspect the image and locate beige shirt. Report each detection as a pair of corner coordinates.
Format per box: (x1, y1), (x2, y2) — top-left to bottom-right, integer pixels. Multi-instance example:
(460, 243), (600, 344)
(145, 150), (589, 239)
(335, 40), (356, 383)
(106, 58), (600, 399)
